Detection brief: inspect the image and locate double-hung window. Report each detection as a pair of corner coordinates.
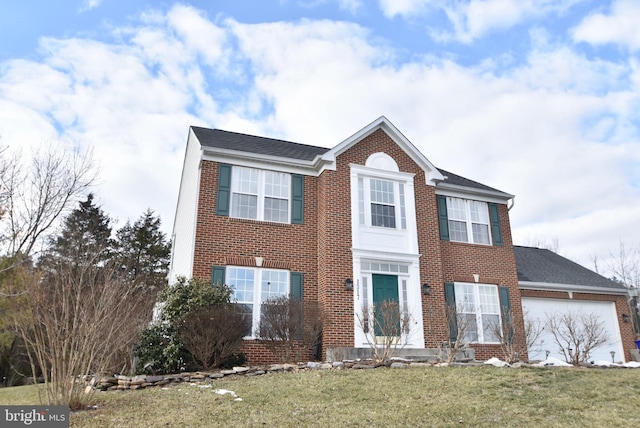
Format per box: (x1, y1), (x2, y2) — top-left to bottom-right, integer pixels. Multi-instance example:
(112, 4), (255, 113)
(230, 166), (290, 223)
(358, 177), (407, 230)
(454, 283), (501, 344)
(226, 266), (289, 337)
(447, 197), (491, 244)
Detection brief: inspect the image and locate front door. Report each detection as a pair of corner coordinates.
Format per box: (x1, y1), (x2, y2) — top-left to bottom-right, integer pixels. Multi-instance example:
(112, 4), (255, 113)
(372, 274), (400, 337)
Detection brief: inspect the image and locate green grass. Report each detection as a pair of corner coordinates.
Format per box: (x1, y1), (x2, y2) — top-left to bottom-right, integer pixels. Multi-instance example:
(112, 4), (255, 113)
(2, 366), (639, 427)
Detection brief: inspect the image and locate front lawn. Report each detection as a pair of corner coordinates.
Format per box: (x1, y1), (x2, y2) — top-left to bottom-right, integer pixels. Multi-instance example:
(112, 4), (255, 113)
(2, 366), (639, 427)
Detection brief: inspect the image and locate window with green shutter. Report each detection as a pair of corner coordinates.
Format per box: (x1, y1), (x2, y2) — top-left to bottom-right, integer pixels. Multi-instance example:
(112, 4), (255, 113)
(216, 164), (232, 216)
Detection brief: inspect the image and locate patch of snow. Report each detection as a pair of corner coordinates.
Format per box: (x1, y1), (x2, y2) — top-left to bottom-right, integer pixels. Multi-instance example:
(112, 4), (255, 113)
(214, 389), (239, 399)
(622, 361), (640, 368)
(198, 384), (212, 388)
(592, 360), (614, 367)
(533, 357), (572, 367)
(484, 357), (510, 367)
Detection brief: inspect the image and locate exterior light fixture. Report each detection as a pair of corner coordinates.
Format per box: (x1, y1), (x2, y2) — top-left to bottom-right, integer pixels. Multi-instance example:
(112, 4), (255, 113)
(610, 351), (615, 363)
(345, 278), (353, 291)
(622, 314), (630, 323)
(422, 283), (431, 295)
(545, 350), (550, 360)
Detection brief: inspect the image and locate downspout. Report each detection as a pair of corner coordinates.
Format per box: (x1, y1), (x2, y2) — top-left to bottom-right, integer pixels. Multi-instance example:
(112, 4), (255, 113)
(507, 197), (515, 211)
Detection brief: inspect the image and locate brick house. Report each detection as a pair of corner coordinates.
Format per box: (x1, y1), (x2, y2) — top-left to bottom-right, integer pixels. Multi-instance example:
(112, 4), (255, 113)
(169, 116), (635, 363)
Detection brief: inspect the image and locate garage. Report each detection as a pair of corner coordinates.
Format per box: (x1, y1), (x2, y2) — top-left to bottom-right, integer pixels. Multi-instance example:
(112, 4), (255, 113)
(521, 297), (625, 363)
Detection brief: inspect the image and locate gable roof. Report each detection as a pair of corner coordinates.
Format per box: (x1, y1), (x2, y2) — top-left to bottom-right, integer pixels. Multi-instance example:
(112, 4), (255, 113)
(514, 246), (626, 292)
(190, 118), (510, 196)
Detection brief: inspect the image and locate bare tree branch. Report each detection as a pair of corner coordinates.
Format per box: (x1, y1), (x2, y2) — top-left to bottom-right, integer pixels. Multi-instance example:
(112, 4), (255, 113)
(0, 144), (95, 257)
(356, 299), (413, 363)
(545, 311), (608, 365)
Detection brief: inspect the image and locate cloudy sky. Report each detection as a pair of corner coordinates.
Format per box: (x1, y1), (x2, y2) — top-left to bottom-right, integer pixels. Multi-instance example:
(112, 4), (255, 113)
(1, 0), (639, 273)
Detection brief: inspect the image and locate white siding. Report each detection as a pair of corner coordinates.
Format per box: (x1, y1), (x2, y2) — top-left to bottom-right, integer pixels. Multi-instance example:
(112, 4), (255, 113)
(168, 128), (202, 283)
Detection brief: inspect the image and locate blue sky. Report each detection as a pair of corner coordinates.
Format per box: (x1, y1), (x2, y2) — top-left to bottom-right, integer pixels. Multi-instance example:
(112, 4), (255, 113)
(1, 0), (639, 273)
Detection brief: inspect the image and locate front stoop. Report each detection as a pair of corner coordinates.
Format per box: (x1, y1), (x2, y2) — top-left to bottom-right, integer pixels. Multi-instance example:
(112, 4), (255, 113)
(325, 347), (475, 363)
(630, 349), (640, 362)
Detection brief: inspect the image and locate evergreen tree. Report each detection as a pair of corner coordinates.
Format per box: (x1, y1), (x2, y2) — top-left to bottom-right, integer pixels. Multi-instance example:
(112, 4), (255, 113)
(44, 193), (114, 267)
(116, 209), (170, 293)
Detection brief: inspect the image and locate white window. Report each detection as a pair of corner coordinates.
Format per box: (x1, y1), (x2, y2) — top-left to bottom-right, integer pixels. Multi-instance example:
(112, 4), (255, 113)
(454, 283), (501, 344)
(447, 197), (491, 245)
(358, 178), (407, 230)
(226, 266), (289, 337)
(231, 166), (290, 223)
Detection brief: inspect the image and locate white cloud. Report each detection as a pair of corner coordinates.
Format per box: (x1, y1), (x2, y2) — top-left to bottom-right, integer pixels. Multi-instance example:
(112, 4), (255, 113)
(226, 16), (640, 268)
(337, 0), (364, 14)
(78, 0), (102, 13)
(572, 0), (640, 51)
(1, 3), (639, 271)
(378, 0), (586, 43)
(0, 4), (223, 232)
(378, 0), (432, 18)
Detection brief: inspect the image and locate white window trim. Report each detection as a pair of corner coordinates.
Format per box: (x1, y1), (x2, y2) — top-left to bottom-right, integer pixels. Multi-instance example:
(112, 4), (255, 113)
(226, 266), (290, 339)
(447, 197), (492, 245)
(454, 282), (502, 344)
(230, 166), (291, 223)
(357, 175), (408, 230)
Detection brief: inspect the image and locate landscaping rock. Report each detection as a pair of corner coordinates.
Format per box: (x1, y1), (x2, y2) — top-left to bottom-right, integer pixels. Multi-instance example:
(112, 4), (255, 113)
(352, 364), (375, 369)
(269, 364), (285, 372)
(390, 362), (408, 369)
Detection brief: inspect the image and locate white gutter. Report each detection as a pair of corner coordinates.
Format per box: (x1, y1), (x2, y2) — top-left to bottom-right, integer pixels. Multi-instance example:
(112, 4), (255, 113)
(519, 281), (629, 296)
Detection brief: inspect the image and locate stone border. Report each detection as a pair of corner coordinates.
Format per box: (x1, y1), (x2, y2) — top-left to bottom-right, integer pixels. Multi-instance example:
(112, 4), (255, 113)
(89, 357), (639, 392)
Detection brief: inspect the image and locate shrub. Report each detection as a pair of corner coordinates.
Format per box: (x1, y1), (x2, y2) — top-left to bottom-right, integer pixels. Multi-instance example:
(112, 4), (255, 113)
(134, 324), (182, 375)
(134, 276), (237, 374)
(159, 276), (233, 323)
(545, 311), (608, 364)
(178, 306), (250, 370)
(258, 297), (324, 362)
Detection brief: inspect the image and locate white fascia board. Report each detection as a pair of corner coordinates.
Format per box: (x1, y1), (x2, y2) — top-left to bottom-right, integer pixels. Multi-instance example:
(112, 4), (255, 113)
(351, 248), (421, 263)
(435, 183), (514, 204)
(350, 164), (416, 181)
(519, 281), (629, 296)
(201, 148), (333, 176)
(325, 116), (445, 185)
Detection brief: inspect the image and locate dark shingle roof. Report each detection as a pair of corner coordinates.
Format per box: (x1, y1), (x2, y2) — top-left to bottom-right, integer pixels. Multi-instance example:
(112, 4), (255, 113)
(192, 127), (329, 161)
(514, 246), (624, 289)
(192, 126), (509, 195)
(437, 168), (508, 194)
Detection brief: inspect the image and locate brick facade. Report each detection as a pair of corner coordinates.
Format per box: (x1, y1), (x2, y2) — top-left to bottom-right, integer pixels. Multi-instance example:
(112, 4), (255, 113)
(179, 120), (629, 364)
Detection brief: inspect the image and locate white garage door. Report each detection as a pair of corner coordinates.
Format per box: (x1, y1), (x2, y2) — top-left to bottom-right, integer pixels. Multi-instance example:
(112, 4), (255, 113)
(521, 297), (625, 363)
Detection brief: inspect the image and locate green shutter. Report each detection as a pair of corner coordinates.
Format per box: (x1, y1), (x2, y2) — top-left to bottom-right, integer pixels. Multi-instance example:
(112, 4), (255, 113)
(291, 174), (304, 224)
(499, 286), (513, 344)
(489, 203), (503, 246)
(437, 195), (450, 241)
(290, 272), (303, 340)
(444, 282), (457, 343)
(216, 164), (232, 216)
(212, 266), (225, 287)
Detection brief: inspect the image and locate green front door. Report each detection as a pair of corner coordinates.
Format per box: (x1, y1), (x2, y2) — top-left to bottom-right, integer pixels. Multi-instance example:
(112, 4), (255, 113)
(372, 274), (400, 337)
